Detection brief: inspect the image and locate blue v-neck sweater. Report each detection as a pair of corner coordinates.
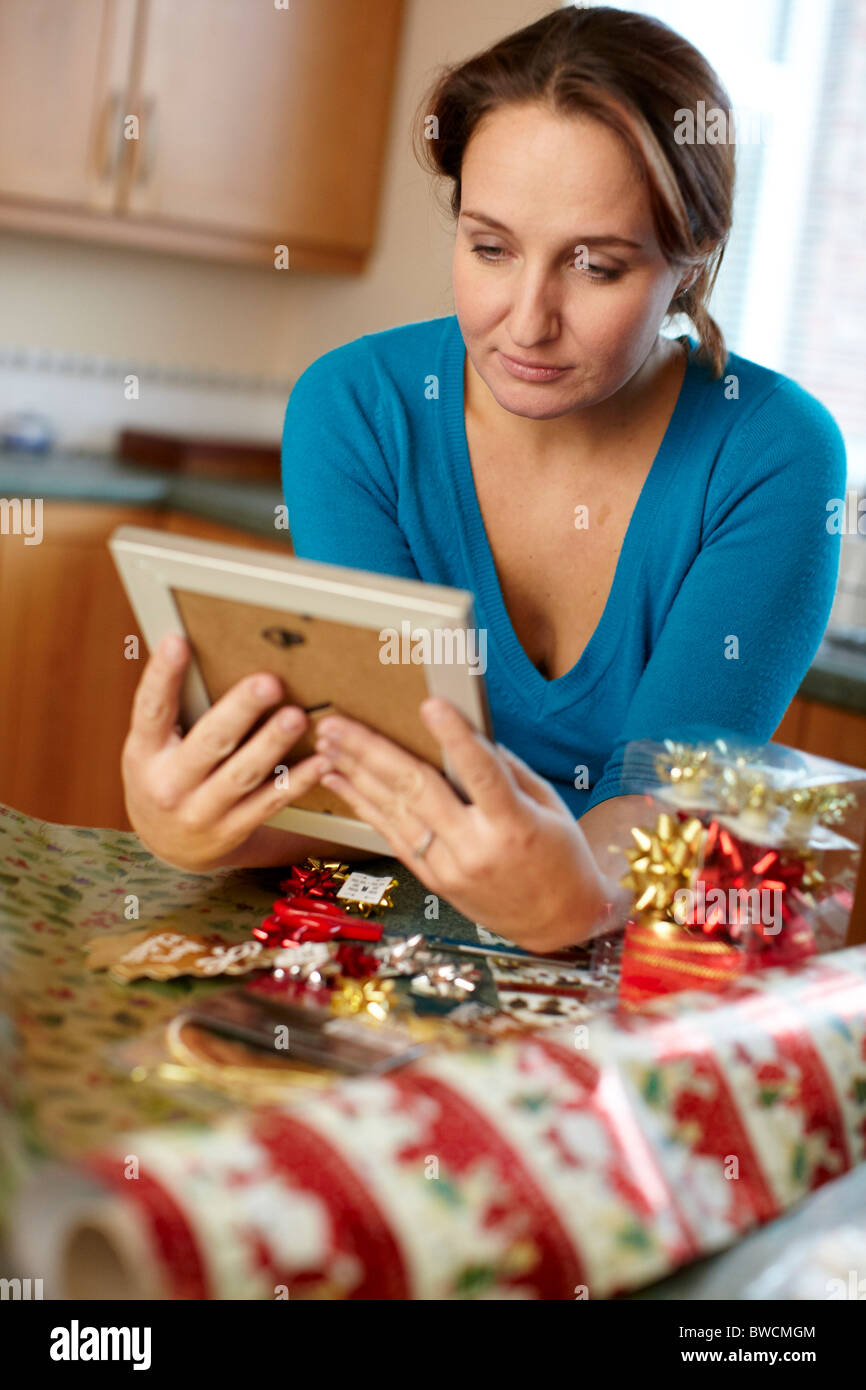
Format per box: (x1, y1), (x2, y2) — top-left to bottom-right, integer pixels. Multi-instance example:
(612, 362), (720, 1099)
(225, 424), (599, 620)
(281, 314), (845, 818)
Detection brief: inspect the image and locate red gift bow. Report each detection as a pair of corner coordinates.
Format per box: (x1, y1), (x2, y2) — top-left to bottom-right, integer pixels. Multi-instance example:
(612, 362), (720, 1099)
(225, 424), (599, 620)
(279, 863), (345, 900)
(253, 900), (384, 948)
(691, 820), (816, 964)
(335, 942), (382, 977)
(273, 895), (348, 920)
(620, 816), (816, 1008)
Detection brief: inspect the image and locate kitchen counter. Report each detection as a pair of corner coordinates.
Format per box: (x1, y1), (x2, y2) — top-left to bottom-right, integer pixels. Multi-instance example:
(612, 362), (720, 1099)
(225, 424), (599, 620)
(3, 449), (866, 714)
(0, 449), (283, 541)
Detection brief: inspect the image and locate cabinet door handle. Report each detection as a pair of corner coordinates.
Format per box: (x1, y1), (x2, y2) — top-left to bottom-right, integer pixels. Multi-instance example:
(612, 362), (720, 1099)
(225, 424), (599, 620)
(135, 96), (159, 187)
(98, 91), (124, 181)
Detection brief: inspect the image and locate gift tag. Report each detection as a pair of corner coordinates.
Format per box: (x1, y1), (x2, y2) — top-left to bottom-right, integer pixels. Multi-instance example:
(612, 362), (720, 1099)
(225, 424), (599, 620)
(336, 872), (397, 911)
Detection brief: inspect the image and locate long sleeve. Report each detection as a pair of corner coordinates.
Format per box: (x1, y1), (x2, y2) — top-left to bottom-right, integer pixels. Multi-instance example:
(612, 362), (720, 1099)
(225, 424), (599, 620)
(281, 347), (420, 579)
(585, 378), (847, 812)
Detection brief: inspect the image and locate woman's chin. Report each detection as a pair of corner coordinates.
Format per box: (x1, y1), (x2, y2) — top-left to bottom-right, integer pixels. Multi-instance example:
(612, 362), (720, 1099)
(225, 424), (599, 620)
(488, 378), (583, 421)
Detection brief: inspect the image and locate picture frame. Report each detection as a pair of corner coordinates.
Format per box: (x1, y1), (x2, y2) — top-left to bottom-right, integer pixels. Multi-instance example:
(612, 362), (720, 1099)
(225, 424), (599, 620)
(109, 524), (492, 853)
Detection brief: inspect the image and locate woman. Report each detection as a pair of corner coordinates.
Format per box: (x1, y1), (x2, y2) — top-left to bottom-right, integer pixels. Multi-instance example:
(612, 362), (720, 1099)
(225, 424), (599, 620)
(121, 6), (845, 950)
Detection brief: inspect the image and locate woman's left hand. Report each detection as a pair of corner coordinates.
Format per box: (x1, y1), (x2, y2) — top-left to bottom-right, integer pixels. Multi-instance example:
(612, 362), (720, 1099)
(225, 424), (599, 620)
(313, 698), (608, 952)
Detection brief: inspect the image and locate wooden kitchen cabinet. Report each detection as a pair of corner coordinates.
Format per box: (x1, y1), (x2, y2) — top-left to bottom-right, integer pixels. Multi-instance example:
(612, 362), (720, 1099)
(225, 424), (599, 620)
(772, 698), (806, 751)
(0, 503), (295, 831)
(774, 695), (866, 768)
(160, 510), (292, 552)
(0, 0), (134, 212)
(0, 0), (404, 270)
(0, 501), (160, 831)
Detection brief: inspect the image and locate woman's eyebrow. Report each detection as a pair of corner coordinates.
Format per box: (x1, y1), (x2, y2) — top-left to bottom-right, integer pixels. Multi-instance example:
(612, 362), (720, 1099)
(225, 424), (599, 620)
(459, 209), (643, 250)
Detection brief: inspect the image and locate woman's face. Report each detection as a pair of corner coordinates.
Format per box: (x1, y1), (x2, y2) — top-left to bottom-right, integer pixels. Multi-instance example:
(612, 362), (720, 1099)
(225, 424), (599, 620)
(453, 101), (687, 421)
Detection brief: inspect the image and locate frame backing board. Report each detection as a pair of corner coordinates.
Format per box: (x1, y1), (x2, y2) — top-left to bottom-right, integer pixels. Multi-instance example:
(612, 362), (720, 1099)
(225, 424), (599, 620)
(109, 525), (492, 854)
(171, 588), (444, 815)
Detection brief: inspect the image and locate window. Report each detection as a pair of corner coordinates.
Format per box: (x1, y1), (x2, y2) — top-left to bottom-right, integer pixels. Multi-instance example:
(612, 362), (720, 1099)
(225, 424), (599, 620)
(571, 0), (866, 623)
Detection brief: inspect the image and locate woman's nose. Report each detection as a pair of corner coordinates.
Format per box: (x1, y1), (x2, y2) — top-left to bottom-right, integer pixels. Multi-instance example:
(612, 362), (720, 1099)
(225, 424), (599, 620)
(507, 270), (561, 345)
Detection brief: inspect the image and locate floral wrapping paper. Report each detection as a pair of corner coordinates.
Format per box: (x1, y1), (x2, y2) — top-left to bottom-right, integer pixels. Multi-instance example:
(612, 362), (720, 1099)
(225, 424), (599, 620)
(3, 800), (866, 1299)
(0, 799), (482, 1172)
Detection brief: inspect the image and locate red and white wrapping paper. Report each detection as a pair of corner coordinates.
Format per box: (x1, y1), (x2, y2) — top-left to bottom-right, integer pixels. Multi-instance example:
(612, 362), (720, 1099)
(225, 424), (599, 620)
(55, 945), (866, 1299)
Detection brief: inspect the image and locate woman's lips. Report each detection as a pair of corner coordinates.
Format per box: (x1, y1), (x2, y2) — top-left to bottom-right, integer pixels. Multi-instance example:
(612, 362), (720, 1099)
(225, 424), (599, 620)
(496, 350), (570, 382)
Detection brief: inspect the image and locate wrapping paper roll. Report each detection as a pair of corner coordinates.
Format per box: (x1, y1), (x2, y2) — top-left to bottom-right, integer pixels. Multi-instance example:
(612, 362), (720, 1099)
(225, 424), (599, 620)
(7, 1164), (167, 1300)
(12, 944), (866, 1300)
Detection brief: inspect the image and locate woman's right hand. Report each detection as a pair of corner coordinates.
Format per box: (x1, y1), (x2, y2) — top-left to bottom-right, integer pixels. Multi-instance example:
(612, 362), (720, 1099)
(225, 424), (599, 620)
(121, 633), (330, 872)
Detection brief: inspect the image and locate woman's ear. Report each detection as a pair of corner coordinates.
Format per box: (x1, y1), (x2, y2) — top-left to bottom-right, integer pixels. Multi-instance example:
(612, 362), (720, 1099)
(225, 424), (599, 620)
(676, 266), (700, 296)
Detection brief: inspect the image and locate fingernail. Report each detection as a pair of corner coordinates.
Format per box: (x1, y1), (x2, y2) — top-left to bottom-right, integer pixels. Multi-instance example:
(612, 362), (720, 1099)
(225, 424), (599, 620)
(163, 634), (186, 663)
(279, 707), (303, 732)
(422, 698), (448, 722)
(253, 675), (277, 699)
(317, 718), (342, 738)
